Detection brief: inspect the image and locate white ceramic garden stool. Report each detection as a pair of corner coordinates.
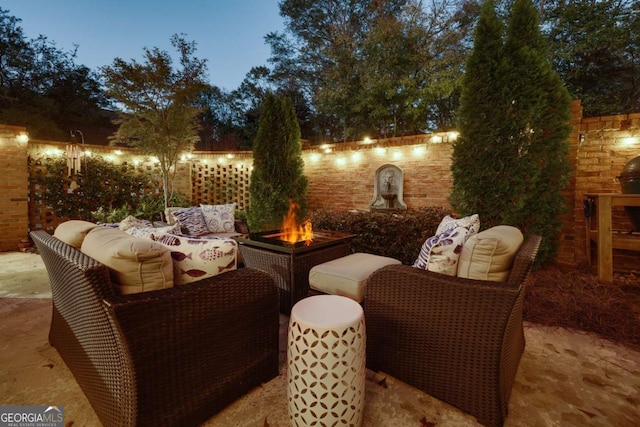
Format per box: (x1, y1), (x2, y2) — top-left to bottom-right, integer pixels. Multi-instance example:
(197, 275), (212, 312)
(287, 295), (366, 427)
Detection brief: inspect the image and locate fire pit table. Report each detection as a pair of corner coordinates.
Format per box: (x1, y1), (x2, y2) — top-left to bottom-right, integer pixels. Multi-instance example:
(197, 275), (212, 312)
(234, 230), (355, 313)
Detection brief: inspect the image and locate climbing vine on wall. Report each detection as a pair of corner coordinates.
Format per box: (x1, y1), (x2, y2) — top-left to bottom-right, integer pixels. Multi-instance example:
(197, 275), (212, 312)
(29, 155), (163, 224)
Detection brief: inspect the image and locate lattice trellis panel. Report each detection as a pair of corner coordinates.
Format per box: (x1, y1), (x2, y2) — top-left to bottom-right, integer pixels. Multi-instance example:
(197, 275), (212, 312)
(191, 161), (251, 212)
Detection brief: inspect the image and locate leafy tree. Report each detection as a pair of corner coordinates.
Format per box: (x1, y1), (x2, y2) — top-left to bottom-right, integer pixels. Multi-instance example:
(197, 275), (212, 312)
(266, 0), (397, 141)
(504, 0), (572, 263)
(195, 85), (242, 151)
(541, 0), (640, 115)
(102, 34), (209, 209)
(358, 1), (469, 136)
(231, 66), (274, 149)
(247, 93), (308, 231)
(267, 0), (473, 142)
(451, 0), (572, 264)
(0, 8), (110, 140)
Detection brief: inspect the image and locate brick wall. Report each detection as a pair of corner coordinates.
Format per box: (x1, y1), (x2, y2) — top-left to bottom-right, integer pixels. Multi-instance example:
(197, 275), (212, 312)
(304, 134), (453, 212)
(2, 104), (640, 270)
(0, 125), (29, 251)
(572, 108), (640, 270)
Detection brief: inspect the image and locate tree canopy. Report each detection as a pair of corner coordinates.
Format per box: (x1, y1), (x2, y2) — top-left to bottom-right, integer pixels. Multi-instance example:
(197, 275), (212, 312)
(0, 8), (110, 140)
(266, 0), (473, 142)
(2, 1), (639, 147)
(540, 0), (640, 116)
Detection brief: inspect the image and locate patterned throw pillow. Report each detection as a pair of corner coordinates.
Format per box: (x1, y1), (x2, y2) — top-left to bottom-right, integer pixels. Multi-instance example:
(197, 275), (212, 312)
(118, 215), (152, 231)
(123, 224), (180, 240)
(152, 233), (237, 284)
(200, 203), (236, 233)
(413, 214), (480, 276)
(436, 214), (480, 235)
(171, 207), (210, 236)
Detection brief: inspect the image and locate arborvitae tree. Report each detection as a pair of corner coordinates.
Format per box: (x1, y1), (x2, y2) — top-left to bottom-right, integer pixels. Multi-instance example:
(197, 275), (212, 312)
(450, 0), (509, 223)
(450, 0), (572, 264)
(502, 0), (572, 263)
(247, 93), (308, 232)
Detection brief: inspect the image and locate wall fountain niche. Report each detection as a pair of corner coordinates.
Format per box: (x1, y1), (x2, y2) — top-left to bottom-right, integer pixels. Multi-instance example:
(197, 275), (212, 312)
(369, 164), (407, 211)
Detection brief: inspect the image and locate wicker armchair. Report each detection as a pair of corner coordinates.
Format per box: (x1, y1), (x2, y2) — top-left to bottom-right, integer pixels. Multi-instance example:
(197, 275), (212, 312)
(365, 235), (542, 427)
(30, 230), (279, 427)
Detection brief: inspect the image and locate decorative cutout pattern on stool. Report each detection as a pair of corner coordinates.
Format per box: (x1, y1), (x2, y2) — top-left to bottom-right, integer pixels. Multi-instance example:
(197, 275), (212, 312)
(287, 318), (366, 426)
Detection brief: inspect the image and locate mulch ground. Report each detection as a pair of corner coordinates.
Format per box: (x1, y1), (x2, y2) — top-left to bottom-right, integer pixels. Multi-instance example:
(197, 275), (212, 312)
(524, 263), (640, 352)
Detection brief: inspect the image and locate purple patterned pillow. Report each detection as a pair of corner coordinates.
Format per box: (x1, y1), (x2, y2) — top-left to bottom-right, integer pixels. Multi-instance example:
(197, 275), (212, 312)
(123, 223), (180, 239)
(200, 203), (236, 233)
(436, 214), (480, 235)
(118, 215), (152, 231)
(171, 207), (209, 236)
(413, 226), (472, 276)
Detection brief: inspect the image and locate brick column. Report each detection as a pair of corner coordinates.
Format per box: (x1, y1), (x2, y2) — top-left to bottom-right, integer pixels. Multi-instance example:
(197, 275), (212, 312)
(0, 125), (30, 251)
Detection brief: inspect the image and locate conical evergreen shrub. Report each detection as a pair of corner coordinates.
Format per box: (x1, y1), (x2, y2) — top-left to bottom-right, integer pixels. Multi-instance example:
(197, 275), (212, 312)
(451, 0), (572, 264)
(248, 93), (308, 232)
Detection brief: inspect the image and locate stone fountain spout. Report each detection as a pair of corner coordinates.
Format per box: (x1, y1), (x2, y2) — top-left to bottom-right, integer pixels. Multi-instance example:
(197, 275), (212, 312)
(369, 164), (407, 211)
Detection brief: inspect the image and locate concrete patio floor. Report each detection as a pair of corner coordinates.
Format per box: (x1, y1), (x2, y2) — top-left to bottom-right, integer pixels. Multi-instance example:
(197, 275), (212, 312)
(1, 251), (639, 426)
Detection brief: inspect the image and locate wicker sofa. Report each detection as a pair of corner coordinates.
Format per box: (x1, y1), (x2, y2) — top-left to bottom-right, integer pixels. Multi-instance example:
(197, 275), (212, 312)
(30, 229), (279, 427)
(365, 234), (541, 427)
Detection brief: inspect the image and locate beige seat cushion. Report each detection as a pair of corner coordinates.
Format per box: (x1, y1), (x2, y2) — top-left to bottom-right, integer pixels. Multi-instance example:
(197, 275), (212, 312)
(81, 226), (173, 294)
(309, 253), (401, 303)
(53, 220), (99, 249)
(456, 225), (524, 281)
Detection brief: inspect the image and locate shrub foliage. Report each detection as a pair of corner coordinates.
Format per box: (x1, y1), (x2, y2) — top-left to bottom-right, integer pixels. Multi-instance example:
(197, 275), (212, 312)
(30, 155), (188, 223)
(310, 207), (450, 265)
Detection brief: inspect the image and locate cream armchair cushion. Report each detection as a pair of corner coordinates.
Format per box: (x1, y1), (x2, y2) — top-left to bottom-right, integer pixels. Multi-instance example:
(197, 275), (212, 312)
(456, 225), (524, 281)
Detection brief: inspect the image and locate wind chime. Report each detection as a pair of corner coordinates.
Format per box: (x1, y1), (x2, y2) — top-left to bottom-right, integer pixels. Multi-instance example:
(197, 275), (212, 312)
(66, 144), (82, 175)
(66, 130), (85, 190)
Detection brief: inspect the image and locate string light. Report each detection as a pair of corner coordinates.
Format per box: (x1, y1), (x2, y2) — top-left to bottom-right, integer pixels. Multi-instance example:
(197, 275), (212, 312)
(412, 145), (426, 156)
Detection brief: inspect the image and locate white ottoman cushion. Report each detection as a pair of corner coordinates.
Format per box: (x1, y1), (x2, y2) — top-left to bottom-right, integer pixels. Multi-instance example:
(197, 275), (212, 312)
(309, 253), (401, 302)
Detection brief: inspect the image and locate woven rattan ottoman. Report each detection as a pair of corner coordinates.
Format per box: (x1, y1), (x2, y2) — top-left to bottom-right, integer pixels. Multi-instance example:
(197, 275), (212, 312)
(287, 295), (366, 426)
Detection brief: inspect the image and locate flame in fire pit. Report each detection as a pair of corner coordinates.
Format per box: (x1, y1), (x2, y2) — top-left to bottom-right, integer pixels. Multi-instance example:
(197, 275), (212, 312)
(280, 200), (313, 245)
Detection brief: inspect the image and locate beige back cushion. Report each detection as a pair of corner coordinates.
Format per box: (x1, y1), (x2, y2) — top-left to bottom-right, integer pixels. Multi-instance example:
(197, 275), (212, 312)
(53, 220), (100, 249)
(456, 225), (524, 281)
(81, 226), (173, 294)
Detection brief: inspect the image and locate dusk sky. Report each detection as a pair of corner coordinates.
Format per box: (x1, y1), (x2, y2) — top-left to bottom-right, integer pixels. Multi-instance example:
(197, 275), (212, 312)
(4, 0), (286, 91)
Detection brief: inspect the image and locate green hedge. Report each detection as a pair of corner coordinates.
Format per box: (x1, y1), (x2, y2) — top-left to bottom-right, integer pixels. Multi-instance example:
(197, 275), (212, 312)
(310, 207), (451, 265)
